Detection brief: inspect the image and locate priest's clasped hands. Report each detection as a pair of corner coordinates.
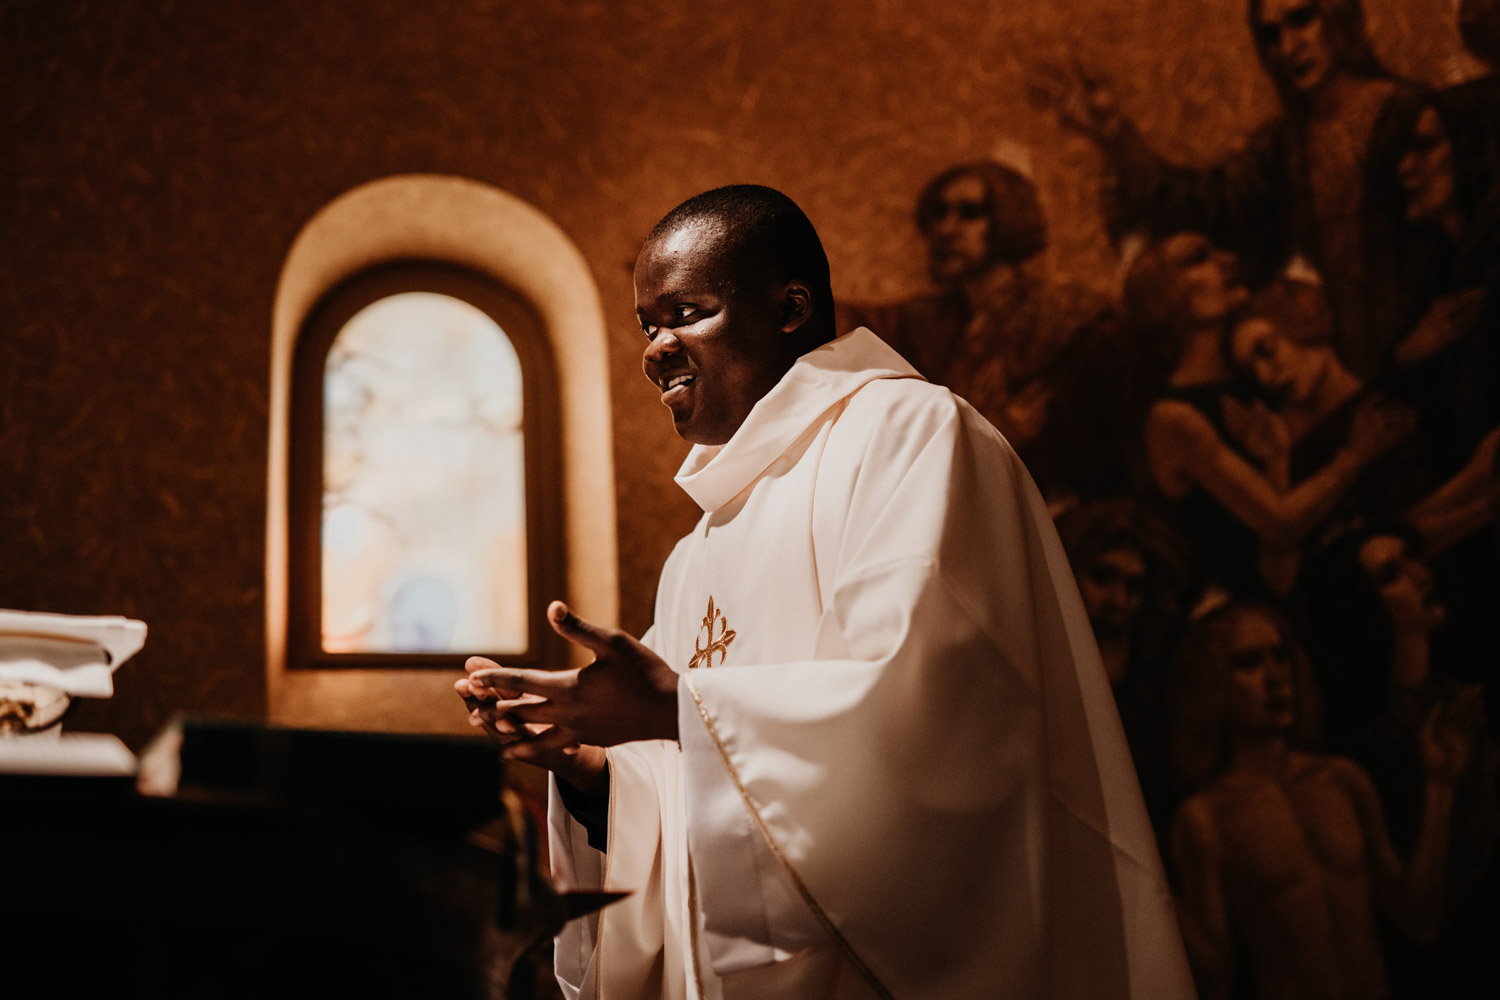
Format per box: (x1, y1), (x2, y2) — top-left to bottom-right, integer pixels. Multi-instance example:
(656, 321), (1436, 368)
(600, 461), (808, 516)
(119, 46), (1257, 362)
(456, 601), (680, 792)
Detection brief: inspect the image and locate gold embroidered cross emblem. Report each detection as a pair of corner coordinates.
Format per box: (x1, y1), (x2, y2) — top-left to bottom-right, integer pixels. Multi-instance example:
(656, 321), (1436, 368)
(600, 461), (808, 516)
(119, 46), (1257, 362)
(688, 596), (737, 670)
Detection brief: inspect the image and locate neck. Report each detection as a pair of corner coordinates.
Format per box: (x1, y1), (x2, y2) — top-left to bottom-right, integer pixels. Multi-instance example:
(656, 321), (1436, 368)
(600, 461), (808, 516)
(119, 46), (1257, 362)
(794, 316), (838, 357)
(1171, 325), (1232, 385)
(1308, 68), (1362, 118)
(1390, 628), (1432, 690)
(1229, 732), (1291, 775)
(1289, 356), (1361, 426)
(961, 262), (1021, 309)
(1437, 204), (1466, 242)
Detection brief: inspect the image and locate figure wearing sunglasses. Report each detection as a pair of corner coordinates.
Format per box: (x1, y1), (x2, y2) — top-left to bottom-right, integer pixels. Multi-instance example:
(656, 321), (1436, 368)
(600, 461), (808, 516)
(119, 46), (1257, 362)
(843, 161), (1124, 500)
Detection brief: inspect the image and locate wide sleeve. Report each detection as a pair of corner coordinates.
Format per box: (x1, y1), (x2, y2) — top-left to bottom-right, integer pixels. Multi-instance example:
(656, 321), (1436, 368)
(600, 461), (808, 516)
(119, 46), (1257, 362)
(549, 623), (695, 1000)
(678, 387), (1195, 999)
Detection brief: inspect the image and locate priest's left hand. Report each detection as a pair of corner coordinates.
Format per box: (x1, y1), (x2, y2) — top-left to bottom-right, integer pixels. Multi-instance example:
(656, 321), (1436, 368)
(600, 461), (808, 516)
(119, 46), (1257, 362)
(465, 601), (680, 756)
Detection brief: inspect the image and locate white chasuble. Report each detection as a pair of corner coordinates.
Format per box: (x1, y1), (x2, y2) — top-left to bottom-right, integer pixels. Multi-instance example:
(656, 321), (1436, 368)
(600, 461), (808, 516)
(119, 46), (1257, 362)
(548, 329), (1194, 1000)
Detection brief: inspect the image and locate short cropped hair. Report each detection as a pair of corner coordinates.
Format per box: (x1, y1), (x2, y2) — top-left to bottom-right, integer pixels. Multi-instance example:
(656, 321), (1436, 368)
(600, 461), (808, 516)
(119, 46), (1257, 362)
(915, 162), (1048, 265)
(648, 185), (834, 316)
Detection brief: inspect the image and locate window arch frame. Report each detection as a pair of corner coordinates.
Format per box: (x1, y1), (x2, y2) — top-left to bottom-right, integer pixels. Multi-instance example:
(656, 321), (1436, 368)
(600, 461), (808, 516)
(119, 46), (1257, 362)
(266, 174), (617, 734)
(286, 259), (565, 672)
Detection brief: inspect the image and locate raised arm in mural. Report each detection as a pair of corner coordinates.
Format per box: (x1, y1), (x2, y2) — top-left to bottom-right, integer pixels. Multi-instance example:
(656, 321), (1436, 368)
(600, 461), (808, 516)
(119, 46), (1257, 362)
(1039, 0), (1438, 380)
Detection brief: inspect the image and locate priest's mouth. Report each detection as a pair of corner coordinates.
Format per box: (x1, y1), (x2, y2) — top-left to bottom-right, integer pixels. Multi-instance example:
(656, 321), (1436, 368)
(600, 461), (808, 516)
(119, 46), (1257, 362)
(661, 373), (696, 404)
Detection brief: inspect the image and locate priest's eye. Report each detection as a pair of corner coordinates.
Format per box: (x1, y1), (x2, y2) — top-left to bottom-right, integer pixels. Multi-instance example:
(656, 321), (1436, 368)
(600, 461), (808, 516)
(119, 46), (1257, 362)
(673, 304), (697, 322)
(642, 323), (661, 342)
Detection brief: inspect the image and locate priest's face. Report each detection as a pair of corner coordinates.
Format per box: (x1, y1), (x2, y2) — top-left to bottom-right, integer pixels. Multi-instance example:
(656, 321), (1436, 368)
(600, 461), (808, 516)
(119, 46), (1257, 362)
(636, 223), (794, 445)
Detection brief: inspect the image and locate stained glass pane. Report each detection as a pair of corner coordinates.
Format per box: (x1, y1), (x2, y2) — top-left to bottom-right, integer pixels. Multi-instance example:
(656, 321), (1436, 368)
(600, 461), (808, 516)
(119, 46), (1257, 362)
(321, 292), (528, 653)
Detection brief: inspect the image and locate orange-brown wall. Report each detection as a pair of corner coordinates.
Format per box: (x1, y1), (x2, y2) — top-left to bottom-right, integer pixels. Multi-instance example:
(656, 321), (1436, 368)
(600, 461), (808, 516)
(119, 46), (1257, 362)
(1, 0), (1471, 747)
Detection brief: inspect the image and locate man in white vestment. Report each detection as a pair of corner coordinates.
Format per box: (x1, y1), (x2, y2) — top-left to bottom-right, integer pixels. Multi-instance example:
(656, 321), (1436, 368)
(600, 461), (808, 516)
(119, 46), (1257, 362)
(457, 186), (1195, 999)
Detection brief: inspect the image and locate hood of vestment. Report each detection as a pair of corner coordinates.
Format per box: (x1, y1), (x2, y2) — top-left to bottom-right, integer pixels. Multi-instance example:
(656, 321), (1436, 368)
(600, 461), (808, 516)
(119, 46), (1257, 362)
(674, 328), (921, 513)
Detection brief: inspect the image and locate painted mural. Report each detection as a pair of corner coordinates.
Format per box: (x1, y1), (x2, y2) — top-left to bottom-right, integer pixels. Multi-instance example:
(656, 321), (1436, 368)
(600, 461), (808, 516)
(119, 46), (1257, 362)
(844, 2), (1499, 996)
(4, 0), (1497, 996)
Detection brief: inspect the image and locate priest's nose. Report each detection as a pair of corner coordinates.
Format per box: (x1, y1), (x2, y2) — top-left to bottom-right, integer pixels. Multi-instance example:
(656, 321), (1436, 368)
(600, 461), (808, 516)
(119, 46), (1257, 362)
(643, 330), (682, 369)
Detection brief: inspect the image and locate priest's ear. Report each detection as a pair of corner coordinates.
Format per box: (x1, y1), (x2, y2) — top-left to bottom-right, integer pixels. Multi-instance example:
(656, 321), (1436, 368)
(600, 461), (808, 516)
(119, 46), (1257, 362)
(777, 280), (814, 335)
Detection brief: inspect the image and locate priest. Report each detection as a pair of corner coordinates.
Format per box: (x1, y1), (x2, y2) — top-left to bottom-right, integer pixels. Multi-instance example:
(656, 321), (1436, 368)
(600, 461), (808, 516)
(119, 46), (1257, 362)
(457, 185), (1193, 999)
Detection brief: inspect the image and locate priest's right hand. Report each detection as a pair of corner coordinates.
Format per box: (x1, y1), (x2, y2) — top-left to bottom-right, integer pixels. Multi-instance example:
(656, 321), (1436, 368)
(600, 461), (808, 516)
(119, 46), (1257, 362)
(457, 665), (610, 794)
(459, 600), (680, 767)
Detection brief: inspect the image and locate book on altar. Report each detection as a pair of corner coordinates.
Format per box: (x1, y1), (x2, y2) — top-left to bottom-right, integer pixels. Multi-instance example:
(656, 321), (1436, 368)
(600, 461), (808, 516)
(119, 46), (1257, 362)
(0, 609), (147, 698)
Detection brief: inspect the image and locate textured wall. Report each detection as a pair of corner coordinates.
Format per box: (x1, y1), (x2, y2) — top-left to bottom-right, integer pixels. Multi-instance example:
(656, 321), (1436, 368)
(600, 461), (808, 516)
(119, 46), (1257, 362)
(0, 0), (1473, 748)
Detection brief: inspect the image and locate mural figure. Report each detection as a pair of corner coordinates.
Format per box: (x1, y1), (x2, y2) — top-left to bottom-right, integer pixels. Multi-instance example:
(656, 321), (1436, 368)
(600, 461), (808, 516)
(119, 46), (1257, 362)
(1446, 0), (1500, 162)
(847, 7), (1500, 997)
(1303, 521), (1500, 996)
(1059, 0), (1439, 380)
(1224, 277), (1431, 595)
(1384, 93), (1500, 483)
(1376, 89), (1500, 745)
(1121, 232), (1409, 600)
(1057, 499), (1192, 835)
(1059, 500), (1191, 690)
(841, 160), (1121, 498)
(1168, 602), (1482, 1000)
(1305, 524), (1466, 757)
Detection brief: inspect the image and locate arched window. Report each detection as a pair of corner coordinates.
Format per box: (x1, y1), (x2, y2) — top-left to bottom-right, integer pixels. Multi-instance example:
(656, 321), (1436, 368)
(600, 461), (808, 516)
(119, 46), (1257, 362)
(287, 262), (563, 671)
(267, 175), (616, 733)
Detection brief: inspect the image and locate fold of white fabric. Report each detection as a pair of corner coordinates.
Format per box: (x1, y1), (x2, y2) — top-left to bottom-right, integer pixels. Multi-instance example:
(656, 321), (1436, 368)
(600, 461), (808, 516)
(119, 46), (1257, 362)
(550, 329), (1194, 999)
